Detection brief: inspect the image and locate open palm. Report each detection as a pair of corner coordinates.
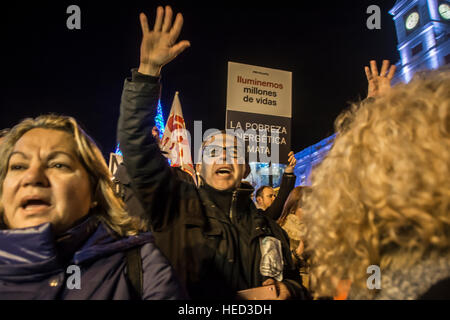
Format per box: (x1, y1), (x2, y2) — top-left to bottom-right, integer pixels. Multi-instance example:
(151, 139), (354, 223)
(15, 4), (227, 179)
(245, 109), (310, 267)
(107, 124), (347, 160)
(138, 6), (190, 76)
(365, 60), (396, 99)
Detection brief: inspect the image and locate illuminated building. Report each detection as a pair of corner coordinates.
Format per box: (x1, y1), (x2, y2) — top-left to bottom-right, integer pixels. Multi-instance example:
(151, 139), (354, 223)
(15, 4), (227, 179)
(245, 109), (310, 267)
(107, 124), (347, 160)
(291, 0), (450, 186)
(293, 134), (336, 186)
(389, 0), (450, 83)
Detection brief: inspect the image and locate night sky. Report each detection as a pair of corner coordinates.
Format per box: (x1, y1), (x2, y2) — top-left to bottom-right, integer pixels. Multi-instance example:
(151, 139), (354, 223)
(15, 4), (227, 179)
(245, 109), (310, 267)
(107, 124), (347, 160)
(2, 0), (399, 159)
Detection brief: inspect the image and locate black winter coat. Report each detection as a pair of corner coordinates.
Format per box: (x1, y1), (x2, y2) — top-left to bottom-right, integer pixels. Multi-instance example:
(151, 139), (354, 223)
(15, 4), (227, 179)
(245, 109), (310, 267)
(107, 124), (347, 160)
(117, 69), (306, 300)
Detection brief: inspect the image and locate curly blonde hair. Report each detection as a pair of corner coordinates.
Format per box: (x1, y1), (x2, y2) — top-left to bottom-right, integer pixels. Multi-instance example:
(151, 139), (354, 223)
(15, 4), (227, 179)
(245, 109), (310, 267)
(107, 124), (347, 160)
(303, 69), (450, 298)
(0, 114), (146, 236)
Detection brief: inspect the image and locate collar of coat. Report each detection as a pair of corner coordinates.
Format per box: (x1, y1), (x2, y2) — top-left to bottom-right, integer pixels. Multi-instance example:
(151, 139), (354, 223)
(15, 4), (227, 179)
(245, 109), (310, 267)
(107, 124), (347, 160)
(0, 215), (153, 281)
(196, 181), (276, 240)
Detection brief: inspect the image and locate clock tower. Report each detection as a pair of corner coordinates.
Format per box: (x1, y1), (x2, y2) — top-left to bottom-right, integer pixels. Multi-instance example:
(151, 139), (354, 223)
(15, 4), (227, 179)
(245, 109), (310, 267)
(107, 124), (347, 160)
(389, 0), (450, 83)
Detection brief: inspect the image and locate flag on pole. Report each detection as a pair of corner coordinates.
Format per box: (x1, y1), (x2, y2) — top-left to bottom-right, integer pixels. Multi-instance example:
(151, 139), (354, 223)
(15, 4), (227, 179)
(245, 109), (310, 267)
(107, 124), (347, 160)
(160, 92), (197, 185)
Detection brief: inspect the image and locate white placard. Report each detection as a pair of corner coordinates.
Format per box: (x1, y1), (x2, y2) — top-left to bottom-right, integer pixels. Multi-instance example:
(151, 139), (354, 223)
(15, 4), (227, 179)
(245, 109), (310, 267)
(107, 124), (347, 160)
(226, 61), (292, 118)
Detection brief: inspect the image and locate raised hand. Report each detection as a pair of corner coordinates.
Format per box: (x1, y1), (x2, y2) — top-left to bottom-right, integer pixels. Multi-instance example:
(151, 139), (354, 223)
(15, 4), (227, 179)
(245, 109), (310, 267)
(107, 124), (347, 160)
(285, 151), (297, 174)
(365, 60), (396, 99)
(138, 6), (191, 76)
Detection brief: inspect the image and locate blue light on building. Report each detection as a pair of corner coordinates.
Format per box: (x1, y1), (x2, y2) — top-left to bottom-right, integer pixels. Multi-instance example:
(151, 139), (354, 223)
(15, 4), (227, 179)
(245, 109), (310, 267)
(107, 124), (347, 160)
(243, 134), (337, 191)
(289, 1), (449, 186)
(389, 0), (450, 84)
(244, 162), (286, 191)
(293, 134), (336, 186)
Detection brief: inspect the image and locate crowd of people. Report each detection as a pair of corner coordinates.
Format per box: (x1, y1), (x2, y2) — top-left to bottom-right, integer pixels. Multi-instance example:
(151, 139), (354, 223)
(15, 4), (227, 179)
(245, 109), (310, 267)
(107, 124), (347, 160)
(0, 5), (449, 300)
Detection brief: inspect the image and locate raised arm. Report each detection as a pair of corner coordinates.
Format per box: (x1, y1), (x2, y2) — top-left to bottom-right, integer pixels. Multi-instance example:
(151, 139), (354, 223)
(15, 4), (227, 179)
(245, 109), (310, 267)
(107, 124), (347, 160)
(117, 6), (190, 230)
(264, 151), (297, 220)
(138, 6), (190, 77)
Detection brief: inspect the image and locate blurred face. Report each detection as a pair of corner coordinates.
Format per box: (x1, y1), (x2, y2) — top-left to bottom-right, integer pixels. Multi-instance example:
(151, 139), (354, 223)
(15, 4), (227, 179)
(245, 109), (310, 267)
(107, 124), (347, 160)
(1, 128), (93, 234)
(257, 187), (276, 210)
(295, 206), (303, 219)
(196, 133), (247, 191)
(152, 126), (160, 144)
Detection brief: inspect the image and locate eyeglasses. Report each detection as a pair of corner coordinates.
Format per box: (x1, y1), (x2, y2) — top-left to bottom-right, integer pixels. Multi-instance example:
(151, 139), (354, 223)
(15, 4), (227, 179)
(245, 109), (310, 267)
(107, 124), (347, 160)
(202, 145), (244, 160)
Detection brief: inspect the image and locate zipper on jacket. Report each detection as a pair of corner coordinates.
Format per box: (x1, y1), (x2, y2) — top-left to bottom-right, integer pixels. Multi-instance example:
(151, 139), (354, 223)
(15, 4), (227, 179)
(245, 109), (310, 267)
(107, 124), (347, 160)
(229, 190), (237, 220)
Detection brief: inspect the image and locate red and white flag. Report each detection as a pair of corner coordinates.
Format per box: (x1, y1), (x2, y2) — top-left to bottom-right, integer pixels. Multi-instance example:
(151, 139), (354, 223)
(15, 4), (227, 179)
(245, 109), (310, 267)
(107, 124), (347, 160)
(160, 92), (197, 184)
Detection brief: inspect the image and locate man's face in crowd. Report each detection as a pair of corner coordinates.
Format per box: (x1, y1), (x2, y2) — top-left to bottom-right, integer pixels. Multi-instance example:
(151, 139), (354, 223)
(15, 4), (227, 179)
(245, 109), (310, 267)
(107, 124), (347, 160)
(257, 187), (276, 210)
(196, 133), (248, 191)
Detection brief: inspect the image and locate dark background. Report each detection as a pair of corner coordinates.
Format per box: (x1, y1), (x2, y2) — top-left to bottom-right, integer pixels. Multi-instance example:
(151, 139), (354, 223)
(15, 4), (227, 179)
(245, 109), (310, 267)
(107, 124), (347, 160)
(1, 0), (399, 158)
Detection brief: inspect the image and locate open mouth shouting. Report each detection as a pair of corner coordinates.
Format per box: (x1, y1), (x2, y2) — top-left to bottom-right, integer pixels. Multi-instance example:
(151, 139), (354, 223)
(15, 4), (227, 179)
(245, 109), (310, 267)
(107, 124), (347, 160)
(19, 196), (52, 215)
(215, 165), (234, 178)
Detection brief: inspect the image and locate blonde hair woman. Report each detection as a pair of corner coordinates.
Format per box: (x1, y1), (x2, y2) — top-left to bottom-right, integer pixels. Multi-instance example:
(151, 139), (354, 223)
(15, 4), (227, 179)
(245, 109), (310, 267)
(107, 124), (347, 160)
(0, 114), (185, 299)
(303, 69), (450, 299)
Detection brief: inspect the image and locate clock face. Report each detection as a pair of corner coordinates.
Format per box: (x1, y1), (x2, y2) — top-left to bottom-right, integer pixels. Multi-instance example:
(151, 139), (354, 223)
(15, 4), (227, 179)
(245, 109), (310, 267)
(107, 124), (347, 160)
(405, 12), (420, 30)
(439, 3), (450, 20)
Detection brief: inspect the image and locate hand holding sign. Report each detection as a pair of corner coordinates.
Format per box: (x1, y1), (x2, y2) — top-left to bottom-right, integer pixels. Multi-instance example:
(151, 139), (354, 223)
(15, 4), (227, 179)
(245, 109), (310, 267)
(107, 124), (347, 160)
(138, 6), (191, 77)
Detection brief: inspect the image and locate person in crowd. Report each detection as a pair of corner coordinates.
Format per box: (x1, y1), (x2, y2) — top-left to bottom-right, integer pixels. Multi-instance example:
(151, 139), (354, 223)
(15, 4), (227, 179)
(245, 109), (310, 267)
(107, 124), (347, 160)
(277, 186), (310, 291)
(255, 186), (275, 210)
(255, 151), (297, 220)
(113, 162), (147, 220)
(302, 68), (450, 300)
(113, 126), (195, 221)
(0, 114), (186, 299)
(117, 5), (306, 300)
